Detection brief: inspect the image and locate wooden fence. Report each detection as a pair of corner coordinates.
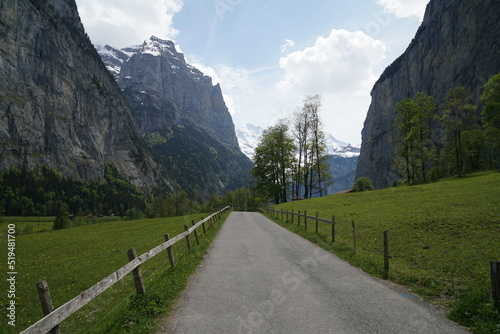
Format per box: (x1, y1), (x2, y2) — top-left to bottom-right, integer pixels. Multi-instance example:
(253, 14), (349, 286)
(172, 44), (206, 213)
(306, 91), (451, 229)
(266, 206), (500, 306)
(20, 206), (231, 334)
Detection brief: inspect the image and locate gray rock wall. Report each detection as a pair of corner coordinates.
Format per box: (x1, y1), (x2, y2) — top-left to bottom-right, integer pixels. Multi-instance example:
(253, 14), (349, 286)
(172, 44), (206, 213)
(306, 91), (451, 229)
(0, 0), (157, 189)
(356, 0), (500, 188)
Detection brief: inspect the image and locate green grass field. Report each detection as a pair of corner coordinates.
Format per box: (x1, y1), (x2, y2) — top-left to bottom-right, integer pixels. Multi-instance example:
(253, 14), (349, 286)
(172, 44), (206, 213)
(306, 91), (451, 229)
(271, 171), (500, 333)
(0, 211), (228, 333)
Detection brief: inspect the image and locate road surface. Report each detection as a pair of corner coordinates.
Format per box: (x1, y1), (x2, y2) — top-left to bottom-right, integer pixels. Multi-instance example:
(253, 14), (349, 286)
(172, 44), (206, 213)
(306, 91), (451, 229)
(159, 212), (470, 334)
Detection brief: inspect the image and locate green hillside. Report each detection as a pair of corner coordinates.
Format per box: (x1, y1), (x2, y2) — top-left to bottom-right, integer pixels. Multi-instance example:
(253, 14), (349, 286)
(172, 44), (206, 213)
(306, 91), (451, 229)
(272, 172), (500, 333)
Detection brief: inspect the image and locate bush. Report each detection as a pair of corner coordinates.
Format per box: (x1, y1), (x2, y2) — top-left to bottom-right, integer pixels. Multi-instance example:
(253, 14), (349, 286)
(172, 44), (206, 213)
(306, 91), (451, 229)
(449, 287), (500, 334)
(352, 177), (374, 192)
(53, 205), (70, 230)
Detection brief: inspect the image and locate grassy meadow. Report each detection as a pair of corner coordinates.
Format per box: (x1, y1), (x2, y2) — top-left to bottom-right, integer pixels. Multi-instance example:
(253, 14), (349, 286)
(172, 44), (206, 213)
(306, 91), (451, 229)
(271, 171), (500, 333)
(0, 211), (229, 333)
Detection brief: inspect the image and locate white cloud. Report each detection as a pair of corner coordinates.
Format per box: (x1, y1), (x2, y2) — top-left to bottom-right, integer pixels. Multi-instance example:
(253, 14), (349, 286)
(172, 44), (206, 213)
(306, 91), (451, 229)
(280, 39), (296, 53)
(271, 29), (389, 144)
(376, 0), (428, 20)
(277, 29), (387, 95)
(75, 0), (183, 47)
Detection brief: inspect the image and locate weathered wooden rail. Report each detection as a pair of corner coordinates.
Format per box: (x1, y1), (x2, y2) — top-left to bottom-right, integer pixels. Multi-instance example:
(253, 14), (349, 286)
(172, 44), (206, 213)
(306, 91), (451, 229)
(20, 206), (231, 334)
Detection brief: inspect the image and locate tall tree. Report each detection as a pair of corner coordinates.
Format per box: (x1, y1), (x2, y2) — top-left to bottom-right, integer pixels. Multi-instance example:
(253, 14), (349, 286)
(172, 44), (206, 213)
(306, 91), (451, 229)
(394, 97), (419, 185)
(292, 94), (332, 198)
(440, 86), (478, 176)
(413, 92), (437, 182)
(480, 72), (500, 168)
(251, 121), (296, 204)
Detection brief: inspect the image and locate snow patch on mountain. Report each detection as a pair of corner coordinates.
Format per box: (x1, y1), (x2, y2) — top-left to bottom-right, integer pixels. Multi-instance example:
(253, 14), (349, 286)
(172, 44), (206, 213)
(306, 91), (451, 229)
(236, 124), (263, 159)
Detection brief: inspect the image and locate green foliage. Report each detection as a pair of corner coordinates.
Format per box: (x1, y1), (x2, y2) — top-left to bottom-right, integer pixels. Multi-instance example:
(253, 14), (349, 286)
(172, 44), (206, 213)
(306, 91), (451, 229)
(440, 86), (478, 176)
(53, 203), (70, 230)
(251, 121), (296, 204)
(481, 72), (500, 167)
(351, 177), (374, 192)
(125, 294), (164, 320)
(144, 132), (167, 146)
(449, 287), (500, 334)
(0, 165), (147, 217)
(393, 92), (437, 185)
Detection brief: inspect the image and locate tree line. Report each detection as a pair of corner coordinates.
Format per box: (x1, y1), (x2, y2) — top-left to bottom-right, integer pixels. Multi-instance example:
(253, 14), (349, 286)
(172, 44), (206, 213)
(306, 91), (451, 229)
(0, 164), (147, 217)
(393, 73), (500, 185)
(0, 163), (262, 229)
(251, 94), (333, 204)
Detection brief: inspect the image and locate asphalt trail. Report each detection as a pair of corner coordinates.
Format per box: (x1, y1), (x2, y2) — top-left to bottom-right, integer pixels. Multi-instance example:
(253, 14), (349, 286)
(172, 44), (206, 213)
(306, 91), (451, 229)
(159, 211), (470, 334)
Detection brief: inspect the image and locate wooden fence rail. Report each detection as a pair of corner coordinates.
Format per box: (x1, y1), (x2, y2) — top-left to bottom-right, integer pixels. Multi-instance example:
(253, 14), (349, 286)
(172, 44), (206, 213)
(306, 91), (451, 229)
(20, 206), (231, 334)
(267, 207), (336, 243)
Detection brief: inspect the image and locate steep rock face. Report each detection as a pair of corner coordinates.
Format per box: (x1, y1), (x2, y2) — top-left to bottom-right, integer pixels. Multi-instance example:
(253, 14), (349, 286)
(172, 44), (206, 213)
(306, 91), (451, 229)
(103, 37), (240, 149)
(356, 0), (500, 188)
(99, 37), (253, 195)
(0, 0), (158, 189)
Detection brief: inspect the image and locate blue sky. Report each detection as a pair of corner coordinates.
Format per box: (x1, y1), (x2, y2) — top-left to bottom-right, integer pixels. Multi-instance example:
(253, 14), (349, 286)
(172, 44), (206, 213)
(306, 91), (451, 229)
(76, 0), (428, 145)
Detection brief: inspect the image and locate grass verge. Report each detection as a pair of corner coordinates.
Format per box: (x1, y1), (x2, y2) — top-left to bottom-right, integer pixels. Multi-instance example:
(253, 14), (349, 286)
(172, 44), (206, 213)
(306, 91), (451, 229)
(269, 172), (500, 334)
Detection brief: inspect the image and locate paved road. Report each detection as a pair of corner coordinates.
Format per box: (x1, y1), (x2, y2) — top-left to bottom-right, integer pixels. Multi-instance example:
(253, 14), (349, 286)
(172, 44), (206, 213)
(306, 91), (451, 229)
(159, 212), (470, 334)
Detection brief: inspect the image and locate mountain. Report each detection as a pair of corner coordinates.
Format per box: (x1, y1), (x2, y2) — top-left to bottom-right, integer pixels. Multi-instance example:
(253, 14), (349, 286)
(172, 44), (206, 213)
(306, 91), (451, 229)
(0, 0), (158, 190)
(0, 0), (251, 198)
(236, 124), (360, 192)
(356, 0), (500, 189)
(98, 37), (253, 196)
(235, 124), (264, 159)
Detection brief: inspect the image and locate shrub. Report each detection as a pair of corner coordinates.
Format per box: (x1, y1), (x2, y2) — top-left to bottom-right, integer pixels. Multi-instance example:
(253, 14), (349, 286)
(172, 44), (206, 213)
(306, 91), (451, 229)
(352, 177), (374, 192)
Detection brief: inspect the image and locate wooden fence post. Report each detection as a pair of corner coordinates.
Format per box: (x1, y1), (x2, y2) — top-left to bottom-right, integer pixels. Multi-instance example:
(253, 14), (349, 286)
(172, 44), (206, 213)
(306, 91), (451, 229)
(291, 209), (294, 224)
(351, 220), (357, 254)
(331, 215), (335, 244)
(127, 248), (146, 295)
(202, 221), (206, 235)
(491, 260), (500, 308)
(36, 280), (61, 334)
(184, 225), (191, 252)
(383, 231), (389, 279)
(304, 210), (307, 231)
(298, 210), (301, 227)
(315, 212), (319, 234)
(164, 233), (175, 267)
(192, 220), (200, 245)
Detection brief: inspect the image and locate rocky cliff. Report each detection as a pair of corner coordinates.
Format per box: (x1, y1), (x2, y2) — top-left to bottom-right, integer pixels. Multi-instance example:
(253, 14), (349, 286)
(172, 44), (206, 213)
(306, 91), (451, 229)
(356, 0), (500, 188)
(98, 37), (253, 196)
(0, 0), (251, 197)
(0, 0), (158, 189)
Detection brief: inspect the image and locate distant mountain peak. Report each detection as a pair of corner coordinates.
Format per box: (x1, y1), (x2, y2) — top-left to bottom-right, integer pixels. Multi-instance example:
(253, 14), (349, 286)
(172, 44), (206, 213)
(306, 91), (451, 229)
(236, 124), (360, 160)
(140, 36), (179, 58)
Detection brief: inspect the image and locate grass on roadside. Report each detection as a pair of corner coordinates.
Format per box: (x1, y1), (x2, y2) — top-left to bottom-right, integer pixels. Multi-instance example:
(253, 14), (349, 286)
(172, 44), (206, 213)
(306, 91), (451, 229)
(270, 172), (500, 334)
(0, 211), (229, 334)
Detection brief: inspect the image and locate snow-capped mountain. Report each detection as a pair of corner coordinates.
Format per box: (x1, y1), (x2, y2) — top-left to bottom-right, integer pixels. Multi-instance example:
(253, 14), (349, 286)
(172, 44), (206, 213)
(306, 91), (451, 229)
(236, 124), (360, 160)
(236, 124), (264, 159)
(324, 133), (361, 158)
